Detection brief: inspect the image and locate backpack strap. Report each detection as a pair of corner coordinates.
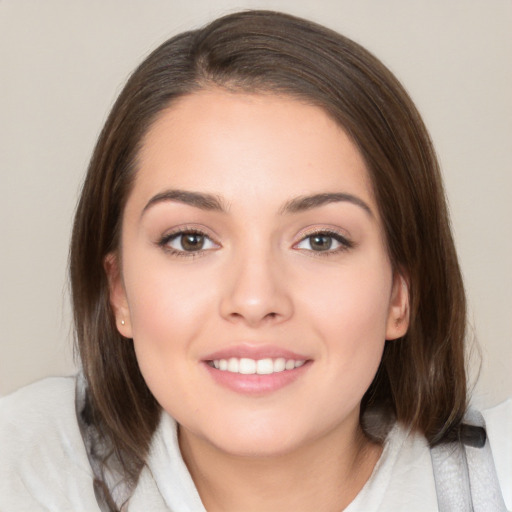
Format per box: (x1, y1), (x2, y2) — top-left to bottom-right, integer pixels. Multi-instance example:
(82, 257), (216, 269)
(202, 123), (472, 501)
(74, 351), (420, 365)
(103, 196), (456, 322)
(430, 410), (507, 512)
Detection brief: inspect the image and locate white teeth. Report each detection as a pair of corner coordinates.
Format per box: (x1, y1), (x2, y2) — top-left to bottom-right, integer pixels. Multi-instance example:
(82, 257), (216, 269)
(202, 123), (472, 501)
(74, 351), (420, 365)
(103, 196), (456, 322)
(228, 358), (239, 373)
(211, 357), (306, 374)
(239, 358), (256, 374)
(285, 359), (295, 370)
(256, 358), (273, 375)
(274, 358), (286, 372)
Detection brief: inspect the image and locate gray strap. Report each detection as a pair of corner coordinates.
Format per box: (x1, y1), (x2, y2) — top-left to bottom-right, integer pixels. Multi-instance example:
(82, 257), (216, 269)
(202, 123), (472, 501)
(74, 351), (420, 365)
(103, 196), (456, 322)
(464, 410), (508, 512)
(431, 437), (474, 511)
(431, 410), (507, 512)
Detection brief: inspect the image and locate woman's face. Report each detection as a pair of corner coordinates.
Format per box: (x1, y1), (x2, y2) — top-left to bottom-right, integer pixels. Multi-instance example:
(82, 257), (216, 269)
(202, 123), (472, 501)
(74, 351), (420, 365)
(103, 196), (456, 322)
(108, 90), (408, 457)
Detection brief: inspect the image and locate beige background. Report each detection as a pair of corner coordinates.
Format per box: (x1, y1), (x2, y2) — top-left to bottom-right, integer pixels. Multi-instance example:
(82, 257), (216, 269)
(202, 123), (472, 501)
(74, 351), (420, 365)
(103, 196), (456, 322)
(0, 0), (510, 408)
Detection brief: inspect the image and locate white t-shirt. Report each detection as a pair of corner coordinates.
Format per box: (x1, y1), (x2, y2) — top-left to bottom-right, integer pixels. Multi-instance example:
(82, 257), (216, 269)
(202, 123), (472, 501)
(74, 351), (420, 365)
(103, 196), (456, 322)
(0, 376), (510, 511)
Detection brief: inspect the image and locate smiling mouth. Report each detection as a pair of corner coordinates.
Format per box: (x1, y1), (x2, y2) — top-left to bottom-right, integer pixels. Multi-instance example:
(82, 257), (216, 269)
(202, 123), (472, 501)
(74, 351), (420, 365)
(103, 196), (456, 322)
(207, 357), (306, 375)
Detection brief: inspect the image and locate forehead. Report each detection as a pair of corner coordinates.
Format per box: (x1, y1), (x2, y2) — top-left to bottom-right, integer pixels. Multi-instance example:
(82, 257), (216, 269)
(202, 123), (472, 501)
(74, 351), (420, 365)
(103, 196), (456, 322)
(132, 89), (375, 211)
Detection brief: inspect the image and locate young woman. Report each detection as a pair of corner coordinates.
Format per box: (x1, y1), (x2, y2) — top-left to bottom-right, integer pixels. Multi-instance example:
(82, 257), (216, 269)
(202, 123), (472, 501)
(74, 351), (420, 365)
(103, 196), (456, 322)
(0, 10), (509, 512)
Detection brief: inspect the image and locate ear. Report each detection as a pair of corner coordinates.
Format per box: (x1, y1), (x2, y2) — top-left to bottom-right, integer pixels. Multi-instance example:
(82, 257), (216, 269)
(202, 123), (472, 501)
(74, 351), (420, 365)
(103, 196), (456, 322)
(104, 252), (133, 338)
(385, 269), (410, 340)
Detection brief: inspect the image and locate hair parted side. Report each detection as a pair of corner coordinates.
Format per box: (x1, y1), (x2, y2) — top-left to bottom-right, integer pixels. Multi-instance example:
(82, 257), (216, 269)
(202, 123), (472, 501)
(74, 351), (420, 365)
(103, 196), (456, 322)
(70, 9), (467, 508)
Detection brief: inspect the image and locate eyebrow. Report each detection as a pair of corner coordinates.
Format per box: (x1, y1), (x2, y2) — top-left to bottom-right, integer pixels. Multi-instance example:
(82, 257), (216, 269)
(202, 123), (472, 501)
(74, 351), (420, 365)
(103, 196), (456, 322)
(279, 193), (373, 217)
(141, 189), (373, 218)
(141, 189), (228, 217)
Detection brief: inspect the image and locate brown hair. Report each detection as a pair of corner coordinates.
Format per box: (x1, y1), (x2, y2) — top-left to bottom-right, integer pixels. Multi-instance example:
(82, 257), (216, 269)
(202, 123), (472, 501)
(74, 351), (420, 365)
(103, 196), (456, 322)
(70, 9), (467, 507)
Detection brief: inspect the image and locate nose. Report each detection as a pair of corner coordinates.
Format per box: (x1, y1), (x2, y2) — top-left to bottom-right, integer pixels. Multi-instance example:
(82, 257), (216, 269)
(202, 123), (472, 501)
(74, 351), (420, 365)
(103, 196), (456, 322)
(219, 249), (294, 327)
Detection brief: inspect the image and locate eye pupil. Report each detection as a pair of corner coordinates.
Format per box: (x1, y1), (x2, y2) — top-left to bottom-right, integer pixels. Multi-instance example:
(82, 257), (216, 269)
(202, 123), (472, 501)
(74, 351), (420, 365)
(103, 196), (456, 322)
(181, 233), (204, 251)
(310, 235), (332, 251)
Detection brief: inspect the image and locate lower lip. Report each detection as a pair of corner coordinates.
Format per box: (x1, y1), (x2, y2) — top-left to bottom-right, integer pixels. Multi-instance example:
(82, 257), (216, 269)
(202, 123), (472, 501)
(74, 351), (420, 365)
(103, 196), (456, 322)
(203, 361), (311, 395)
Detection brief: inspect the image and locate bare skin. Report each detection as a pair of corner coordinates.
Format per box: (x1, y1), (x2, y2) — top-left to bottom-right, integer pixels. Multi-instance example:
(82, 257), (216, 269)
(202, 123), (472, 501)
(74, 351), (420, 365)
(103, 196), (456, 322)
(179, 419), (382, 512)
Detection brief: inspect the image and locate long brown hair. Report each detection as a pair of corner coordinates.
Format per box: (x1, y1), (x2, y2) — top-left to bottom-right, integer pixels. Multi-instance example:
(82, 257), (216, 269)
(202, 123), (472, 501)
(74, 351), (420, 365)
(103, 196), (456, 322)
(70, 9), (467, 506)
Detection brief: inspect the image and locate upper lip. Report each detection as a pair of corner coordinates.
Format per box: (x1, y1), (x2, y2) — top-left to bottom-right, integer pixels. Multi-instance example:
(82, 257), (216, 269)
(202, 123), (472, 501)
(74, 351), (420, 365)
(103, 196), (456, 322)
(202, 344), (310, 361)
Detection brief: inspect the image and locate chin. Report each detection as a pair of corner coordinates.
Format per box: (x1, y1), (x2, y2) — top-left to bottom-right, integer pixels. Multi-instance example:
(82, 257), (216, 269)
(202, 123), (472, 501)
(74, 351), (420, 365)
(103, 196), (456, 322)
(214, 412), (341, 459)
(212, 431), (303, 459)
(181, 412), (309, 459)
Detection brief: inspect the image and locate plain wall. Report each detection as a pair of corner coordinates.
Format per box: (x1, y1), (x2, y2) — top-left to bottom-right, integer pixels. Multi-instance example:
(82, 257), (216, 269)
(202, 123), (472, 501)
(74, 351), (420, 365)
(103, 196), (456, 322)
(0, 0), (511, 408)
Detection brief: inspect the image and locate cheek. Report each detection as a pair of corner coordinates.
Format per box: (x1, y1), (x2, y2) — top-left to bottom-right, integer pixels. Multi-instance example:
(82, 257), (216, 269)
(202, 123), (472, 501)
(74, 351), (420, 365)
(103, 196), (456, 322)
(298, 257), (392, 386)
(123, 255), (217, 359)
(124, 260), (218, 412)
(301, 253), (392, 328)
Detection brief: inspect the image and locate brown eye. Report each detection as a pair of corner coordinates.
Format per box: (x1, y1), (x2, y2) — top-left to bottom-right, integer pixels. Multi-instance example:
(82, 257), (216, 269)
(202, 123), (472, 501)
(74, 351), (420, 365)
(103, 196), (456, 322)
(309, 234), (332, 251)
(295, 231), (352, 253)
(181, 233), (205, 251)
(162, 231), (217, 253)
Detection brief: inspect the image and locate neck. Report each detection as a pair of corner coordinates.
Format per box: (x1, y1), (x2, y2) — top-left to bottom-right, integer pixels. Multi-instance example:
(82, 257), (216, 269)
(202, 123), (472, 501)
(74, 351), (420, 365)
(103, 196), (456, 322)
(179, 420), (382, 512)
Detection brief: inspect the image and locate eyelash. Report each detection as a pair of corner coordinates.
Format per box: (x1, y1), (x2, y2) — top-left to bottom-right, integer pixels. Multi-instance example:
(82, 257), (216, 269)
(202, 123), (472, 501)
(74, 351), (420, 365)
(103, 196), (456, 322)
(293, 229), (354, 256)
(157, 228), (219, 258)
(157, 228), (353, 258)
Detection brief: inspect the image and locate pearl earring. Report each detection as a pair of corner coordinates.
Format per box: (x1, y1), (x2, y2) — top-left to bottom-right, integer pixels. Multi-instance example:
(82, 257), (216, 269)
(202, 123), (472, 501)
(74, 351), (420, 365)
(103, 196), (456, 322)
(121, 319), (125, 326)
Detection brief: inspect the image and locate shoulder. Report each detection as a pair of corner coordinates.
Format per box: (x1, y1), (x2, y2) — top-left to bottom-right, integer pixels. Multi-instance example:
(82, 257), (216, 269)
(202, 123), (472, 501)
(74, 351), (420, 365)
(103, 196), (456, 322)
(0, 376), (80, 457)
(347, 424), (438, 511)
(0, 376), (98, 511)
(0, 375), (76, 423)
(483, 399), (512, 510)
